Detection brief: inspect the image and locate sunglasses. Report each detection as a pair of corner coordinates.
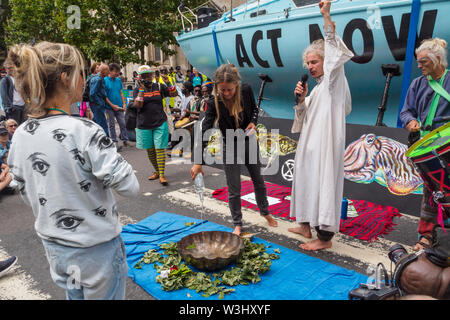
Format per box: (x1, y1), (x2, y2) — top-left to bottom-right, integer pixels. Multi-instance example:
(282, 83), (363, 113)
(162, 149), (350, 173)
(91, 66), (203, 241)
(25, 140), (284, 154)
(8, 124), (18, 128)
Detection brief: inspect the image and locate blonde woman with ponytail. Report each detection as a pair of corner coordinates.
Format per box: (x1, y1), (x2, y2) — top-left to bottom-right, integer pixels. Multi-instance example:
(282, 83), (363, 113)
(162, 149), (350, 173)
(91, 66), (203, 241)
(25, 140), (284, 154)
(400, 37), (450, 251)
(190, 64), (278, 235)
(6, 42), (139, 299)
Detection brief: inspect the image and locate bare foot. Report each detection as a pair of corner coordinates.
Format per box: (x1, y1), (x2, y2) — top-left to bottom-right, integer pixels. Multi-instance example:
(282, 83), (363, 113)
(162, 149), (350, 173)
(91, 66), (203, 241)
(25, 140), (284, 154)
(288, 224), (312, 239)
(300, 239), (332, 251)
(232, 226), (242, 236)
(262, 214), (278, 227)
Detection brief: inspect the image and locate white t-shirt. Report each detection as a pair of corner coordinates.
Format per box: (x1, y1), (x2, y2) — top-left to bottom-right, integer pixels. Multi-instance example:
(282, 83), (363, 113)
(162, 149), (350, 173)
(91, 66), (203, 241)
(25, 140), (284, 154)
(10, 77), (25, 106)
(8, 115), (139, 247)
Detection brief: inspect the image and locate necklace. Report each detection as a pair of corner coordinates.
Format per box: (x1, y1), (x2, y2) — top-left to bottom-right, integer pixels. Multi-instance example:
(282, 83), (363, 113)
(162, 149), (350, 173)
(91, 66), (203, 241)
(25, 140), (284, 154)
(48, 107), (69, 115)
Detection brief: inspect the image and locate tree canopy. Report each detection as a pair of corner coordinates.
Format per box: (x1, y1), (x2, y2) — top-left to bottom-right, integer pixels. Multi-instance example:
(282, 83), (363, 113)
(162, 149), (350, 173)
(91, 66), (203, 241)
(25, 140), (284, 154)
(3, 0), (204, 65)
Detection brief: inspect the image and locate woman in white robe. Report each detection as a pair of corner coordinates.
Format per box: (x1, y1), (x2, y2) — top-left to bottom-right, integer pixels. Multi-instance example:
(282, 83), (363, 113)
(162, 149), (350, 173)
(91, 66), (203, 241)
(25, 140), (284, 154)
(289, 0), (353, 251)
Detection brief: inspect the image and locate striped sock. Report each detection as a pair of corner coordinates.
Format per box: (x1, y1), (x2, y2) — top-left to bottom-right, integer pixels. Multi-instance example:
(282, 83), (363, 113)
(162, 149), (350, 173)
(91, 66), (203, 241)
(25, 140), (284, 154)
(147, 148), (159, 173)
(155, 148), (166, 178)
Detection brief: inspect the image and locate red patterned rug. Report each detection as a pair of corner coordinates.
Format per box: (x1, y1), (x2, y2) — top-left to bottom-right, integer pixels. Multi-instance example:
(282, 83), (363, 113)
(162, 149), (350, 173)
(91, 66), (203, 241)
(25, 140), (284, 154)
(212, 180), (402, 242)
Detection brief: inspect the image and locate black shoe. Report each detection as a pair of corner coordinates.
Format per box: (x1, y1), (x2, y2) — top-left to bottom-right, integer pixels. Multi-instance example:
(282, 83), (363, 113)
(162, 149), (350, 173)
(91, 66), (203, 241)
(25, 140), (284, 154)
(123, 140), (129, 147)
(0, 256), (18, 278)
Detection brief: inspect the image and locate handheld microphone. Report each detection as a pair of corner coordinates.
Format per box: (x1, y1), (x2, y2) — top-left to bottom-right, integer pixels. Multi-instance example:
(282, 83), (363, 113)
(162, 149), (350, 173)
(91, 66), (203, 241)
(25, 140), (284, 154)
(295, 74), (309, 104)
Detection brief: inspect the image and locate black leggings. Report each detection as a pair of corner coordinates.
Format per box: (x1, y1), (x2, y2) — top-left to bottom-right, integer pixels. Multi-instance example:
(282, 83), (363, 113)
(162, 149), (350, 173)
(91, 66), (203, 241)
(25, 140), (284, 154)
(223, 138), (269, 227)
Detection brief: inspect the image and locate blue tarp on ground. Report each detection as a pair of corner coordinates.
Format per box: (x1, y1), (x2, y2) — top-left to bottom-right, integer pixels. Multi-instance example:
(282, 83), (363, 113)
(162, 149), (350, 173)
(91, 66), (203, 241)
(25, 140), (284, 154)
(121, 212), (368, 300)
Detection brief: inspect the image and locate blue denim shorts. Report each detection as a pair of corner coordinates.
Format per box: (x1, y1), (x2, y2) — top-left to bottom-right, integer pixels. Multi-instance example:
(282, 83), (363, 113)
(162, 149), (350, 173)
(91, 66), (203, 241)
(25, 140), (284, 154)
(41, 236), (128, 300)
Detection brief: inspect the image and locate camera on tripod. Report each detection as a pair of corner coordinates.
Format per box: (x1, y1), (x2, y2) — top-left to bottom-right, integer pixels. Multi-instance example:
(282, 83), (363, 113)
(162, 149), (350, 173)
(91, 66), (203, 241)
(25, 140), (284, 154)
(348, 259), (400, 300)
(348, 244), (413, 300)
(349, 241), (450, 300)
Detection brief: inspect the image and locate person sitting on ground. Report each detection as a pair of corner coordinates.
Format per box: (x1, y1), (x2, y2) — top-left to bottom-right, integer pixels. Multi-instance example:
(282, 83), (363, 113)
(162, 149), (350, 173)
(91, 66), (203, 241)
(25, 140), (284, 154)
(0, 126), (10, 165)
(0, 158), (16, 266)
(175, 81), (195, 129)
(196, 81), (214, 114)
(4, 119), (18, 140)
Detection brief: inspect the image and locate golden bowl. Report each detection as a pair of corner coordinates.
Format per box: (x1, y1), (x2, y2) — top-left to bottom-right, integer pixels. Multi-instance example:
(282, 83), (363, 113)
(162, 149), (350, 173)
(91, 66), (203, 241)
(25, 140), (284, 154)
(178, 231), (244, 271)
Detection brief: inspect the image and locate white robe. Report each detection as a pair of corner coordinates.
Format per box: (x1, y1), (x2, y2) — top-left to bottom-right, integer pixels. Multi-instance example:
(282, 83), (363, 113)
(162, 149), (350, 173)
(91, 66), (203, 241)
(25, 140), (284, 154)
(289, 28), (353, 233)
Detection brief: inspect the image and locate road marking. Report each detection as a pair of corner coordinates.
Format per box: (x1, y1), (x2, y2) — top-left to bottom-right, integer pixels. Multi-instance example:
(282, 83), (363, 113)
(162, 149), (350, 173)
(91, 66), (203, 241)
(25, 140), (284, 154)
(161, 185), (415, 270)
(0, 245), (51, 300)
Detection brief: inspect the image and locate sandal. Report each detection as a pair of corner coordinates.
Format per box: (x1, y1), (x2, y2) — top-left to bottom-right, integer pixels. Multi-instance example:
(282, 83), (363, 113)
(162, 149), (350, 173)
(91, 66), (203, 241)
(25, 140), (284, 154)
(148, 172), (159, 180)
(159, 177), (169, 186)
(414, 235), (433, 251)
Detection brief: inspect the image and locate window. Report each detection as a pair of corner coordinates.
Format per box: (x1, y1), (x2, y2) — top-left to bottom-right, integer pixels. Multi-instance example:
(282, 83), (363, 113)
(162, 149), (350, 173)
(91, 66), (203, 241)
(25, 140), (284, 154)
(291, 0), (321, 8)
(155, 47), (161, 62)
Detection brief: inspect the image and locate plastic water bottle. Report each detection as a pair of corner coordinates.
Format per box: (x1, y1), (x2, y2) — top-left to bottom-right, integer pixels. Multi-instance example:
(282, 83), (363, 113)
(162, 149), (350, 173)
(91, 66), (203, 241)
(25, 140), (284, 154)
(341, 197), (348, 220)
(194, 173), (204, 203)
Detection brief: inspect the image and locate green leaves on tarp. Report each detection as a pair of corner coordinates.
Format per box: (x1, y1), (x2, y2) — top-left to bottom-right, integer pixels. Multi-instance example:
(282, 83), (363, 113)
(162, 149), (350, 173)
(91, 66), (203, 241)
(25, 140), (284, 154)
(134, 239), (280, 299)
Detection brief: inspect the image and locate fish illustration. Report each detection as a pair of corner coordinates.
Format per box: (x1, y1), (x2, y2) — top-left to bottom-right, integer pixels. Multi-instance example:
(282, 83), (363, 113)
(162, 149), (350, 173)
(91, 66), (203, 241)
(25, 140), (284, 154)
(206, 129), (222, 157)
(344, 134), (423, 195)
(256, 124), (298, 156)
(205, 124), (298, 167)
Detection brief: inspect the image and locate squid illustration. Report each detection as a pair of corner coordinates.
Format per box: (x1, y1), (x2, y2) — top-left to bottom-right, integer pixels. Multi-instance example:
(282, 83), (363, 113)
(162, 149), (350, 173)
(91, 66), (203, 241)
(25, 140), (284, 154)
(344, 134), (423, 195)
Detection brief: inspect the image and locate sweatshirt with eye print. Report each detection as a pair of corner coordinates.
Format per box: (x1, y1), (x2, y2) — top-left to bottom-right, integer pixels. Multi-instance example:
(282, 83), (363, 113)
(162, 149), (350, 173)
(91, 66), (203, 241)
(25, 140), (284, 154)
(7, 115), (140, 248)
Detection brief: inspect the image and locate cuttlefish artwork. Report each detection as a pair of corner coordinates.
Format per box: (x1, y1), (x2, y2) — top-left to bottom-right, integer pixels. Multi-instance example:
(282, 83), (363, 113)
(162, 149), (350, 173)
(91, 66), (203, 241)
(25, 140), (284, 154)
(344, 134), (423, 195)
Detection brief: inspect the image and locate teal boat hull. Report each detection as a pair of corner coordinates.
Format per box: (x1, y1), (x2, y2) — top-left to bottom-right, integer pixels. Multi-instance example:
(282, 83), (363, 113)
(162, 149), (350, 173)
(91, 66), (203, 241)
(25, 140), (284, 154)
(176, 0), (449, 127)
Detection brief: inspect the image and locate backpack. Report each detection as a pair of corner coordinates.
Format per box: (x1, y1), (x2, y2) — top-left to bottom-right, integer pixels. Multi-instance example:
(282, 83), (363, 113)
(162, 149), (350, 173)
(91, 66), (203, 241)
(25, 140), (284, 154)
(125, 100), (137, 130)
(82, 77), (92, 102)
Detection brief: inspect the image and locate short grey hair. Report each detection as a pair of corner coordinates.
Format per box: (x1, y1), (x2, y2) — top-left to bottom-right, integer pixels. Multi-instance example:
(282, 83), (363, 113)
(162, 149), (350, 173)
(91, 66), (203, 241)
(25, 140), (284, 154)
(416, 38), (448, 69)
(302, 39), (325, 68)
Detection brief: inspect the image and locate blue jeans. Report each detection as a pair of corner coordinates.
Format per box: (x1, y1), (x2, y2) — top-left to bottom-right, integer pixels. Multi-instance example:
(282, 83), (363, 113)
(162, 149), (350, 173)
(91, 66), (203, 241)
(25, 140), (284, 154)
(41, 236), (128, 300)
(91, 104), (109, 137)
(105, 108), (129, 143)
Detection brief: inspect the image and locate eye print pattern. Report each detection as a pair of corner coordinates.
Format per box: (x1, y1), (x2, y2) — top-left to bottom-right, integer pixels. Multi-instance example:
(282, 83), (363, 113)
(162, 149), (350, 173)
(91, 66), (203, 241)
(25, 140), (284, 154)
(50, 209), (84, 231)
(77, 118), (95, 128)
(70, 148), (91, 172)
(93, 206), (107, 218)
(24, 120), (41, 135)
(89, 130), (114, 150)
(70, 149), (86, 165)
(52, 129), (67, 143)
(112, 204), (118, 217)
(13, 173), (26, 195)
(78, 180), (91, 192)
(27, 152), (50, 176)
(38, 194), (47, 206)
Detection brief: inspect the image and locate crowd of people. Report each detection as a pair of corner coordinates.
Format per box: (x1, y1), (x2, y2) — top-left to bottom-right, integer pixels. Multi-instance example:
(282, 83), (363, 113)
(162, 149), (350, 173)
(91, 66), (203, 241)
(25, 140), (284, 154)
(0, 0), (447, 300)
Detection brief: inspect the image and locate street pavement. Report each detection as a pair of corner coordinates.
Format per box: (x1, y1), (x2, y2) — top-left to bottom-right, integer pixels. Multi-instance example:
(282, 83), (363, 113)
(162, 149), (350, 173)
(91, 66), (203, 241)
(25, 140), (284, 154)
(0, 140), (420, 300)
